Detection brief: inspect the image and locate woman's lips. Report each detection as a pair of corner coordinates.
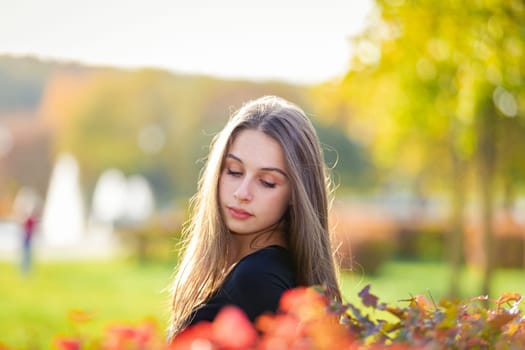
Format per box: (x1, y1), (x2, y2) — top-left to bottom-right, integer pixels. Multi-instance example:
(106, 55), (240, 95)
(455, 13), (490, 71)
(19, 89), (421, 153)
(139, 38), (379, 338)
(227, 206), (253, 220)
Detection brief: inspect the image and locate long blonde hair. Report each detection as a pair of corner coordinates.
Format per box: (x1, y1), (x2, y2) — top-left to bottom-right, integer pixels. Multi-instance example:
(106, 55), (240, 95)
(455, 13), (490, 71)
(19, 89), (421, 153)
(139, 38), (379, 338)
(169, 96), (340, 336)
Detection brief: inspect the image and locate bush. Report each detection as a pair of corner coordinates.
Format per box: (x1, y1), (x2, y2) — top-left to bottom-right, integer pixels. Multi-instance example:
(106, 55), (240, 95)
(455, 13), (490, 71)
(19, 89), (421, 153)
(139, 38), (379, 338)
(330, 203), (399, 275)
(9, 285), (524, 350)
(495, 236), (524, 268)
(395, 226), (447, 261)
(174, 285), (525, 349)
(342, 239), (396, 275)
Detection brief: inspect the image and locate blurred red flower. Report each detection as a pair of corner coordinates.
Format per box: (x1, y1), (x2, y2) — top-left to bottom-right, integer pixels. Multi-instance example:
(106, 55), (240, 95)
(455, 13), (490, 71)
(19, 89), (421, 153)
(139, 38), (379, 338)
(53, 337), (81, 350)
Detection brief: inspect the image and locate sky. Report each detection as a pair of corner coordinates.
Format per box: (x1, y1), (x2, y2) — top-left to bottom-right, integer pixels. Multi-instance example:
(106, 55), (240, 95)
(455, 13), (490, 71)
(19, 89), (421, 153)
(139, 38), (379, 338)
(0, 0), (373, 84)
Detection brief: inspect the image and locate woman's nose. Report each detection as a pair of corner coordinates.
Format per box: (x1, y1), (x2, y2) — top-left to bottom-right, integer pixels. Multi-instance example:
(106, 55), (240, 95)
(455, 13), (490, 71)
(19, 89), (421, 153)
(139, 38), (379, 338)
(233, 179), (253, 202)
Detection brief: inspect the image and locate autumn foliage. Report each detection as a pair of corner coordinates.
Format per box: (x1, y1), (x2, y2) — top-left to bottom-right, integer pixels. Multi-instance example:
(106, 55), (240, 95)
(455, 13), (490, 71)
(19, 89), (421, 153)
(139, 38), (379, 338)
(5, 285), (524, 350)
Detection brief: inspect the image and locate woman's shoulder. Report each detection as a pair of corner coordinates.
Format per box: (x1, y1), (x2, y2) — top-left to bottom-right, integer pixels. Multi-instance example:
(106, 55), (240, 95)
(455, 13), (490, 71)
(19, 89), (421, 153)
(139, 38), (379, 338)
(220, 246), (296, 322)
(230, 245), (295, 284)
(237, 245), (292, 268)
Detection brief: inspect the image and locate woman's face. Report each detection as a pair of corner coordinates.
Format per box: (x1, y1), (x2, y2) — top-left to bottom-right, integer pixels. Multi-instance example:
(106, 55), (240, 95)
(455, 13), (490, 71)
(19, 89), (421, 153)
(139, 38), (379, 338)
(219, 129), (291, 235)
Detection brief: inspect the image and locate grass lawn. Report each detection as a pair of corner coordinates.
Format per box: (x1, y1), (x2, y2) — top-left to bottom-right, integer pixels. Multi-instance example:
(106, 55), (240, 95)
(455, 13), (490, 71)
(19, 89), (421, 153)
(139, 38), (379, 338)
(1, 258), (524, 349)
(0, 259), (174, 349)
(341, 260), (525, 305)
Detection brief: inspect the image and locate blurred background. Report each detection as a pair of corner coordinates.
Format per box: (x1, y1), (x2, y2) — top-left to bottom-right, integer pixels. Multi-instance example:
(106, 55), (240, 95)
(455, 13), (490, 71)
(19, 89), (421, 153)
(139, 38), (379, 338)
(1, 0), (524, 347)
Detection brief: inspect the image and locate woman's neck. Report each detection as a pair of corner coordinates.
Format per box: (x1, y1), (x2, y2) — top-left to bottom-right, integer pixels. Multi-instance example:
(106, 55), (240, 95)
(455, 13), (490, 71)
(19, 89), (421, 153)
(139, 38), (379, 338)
(227, 226), (287, 264)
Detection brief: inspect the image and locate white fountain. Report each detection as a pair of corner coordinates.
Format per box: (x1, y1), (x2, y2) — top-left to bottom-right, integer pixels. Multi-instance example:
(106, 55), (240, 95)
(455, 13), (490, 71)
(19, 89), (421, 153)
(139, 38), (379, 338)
(41, 153), (85, 245)
(37, 154), (121, 260)
(121, 175), (154, 225)
(88, 169), (155, 251)
(90, 169), (154, 226)
(90, 168), (128, 224)
(0, 155), (156, 261)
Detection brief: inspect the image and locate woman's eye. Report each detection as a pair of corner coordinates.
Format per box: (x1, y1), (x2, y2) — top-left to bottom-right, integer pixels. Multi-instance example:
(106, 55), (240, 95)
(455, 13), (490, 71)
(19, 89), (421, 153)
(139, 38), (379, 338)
(261, 180), (276, 188)
(226, 168), (242, 177)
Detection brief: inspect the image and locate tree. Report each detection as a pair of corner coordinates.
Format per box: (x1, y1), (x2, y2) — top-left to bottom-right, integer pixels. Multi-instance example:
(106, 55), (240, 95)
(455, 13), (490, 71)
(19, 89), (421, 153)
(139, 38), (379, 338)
(317, 0), (525, 295)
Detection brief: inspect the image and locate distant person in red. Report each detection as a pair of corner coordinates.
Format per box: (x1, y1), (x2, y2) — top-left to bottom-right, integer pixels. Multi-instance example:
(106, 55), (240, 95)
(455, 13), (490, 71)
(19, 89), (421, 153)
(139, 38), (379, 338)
(21, 213), (37, 274)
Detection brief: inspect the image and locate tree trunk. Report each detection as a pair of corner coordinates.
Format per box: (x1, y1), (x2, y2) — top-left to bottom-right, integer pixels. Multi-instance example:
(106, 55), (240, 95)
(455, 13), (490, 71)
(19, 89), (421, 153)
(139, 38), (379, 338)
(448, 149), (465, 298)
(502, 176), (515, 213)
(479, 164), (495, 296)
(477, 108), (497, 297)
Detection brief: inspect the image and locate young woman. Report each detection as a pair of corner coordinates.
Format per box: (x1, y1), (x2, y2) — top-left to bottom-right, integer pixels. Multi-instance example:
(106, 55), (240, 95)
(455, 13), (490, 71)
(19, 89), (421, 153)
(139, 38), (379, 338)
(169, 96), (341, 338)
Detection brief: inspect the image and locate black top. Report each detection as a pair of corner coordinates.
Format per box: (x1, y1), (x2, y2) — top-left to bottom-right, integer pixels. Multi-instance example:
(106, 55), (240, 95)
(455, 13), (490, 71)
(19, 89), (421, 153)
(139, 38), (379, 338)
(188, 245), (296, 325)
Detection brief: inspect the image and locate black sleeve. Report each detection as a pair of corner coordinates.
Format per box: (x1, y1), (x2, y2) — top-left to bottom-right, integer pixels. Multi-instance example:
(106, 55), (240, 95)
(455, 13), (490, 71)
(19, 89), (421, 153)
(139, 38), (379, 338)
(187, 247), (296, 326)
(222, 249), (296, 322)
(188, 298), (223, 325)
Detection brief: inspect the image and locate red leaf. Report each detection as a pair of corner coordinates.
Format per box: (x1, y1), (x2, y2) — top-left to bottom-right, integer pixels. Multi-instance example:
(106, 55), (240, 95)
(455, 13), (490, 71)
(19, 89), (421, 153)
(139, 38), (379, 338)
(170, 322), (214, 350)
(212, 306), (257, 349)
(256, 314), (302, 340)
(279, 287), (310, 314)
(488, 312), (518, 329)
(279, 287), (328, 322)
(53, 337), (81, 350)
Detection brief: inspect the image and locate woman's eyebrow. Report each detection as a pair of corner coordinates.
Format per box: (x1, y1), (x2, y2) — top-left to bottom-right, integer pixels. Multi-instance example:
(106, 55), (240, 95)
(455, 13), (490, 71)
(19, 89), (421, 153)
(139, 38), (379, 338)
(226, 153), (288, 178)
